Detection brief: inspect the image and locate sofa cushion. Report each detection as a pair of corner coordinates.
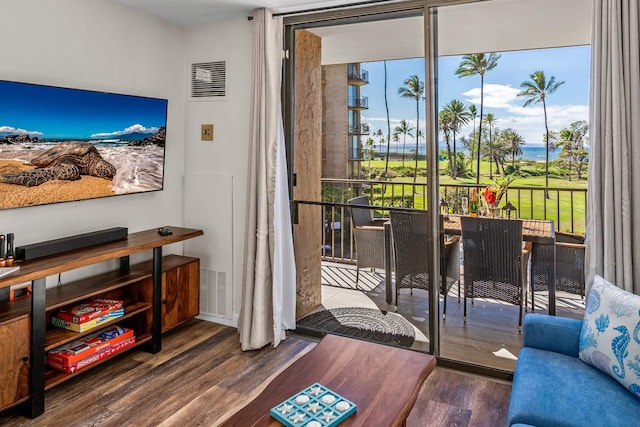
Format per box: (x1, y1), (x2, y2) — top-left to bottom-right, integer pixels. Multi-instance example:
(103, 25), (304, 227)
(508, 347), (640, 426)
(579, 275), (640, 399)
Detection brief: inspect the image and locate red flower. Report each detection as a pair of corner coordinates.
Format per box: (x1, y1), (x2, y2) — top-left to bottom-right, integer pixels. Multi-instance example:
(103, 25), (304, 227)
(484, 187), (497, 204)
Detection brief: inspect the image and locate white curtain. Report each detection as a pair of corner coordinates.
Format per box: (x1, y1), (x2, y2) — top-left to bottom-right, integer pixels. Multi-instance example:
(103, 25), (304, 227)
(586, 0), (640, 294)
(239, 8), (297, 350)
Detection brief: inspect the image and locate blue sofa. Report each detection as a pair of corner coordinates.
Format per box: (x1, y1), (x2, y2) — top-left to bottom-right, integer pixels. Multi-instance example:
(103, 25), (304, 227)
(508, 313), (640, 427)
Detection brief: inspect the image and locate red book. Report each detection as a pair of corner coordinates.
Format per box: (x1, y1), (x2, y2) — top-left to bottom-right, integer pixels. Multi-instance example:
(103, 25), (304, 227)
(57, 299), (123, 324)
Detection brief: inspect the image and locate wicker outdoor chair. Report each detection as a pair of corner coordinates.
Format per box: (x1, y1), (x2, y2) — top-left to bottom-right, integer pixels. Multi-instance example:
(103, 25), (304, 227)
(389, 210), (461, 318)
(460, 216), (531, 331)
(347, 196), (386, 286)
(529, 231), (586, 310)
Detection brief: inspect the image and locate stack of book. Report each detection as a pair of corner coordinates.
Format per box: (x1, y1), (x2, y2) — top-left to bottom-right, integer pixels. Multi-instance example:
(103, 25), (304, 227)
(52, 298), (124, 332)
(47, 325), (136, 373)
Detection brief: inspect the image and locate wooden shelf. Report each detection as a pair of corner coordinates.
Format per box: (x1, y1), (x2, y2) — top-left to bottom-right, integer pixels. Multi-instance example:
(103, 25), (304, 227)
(0, 226), (203, 417)
(44, 301), (151, 351)
(44, 333), (152, 390)
(0, 227), (203, 289)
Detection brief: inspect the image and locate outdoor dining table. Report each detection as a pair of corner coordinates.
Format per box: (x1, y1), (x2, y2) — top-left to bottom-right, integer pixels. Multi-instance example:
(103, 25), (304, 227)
(384, 214), (558, 315)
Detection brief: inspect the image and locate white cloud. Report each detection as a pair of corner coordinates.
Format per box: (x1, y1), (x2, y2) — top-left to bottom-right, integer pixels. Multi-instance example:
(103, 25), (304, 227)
(459, 84), (588, 146)
(462, 84), (522, 110)
(90, 124), (159, 138)
(0, 125), (43, 136)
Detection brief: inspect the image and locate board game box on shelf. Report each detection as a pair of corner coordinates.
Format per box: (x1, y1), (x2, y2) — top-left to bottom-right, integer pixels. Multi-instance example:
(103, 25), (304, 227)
(47, 325), (134, 366)
(52, 309), (124, 332)
(47, 326), (136, 373)
(57, 298), (123, 324)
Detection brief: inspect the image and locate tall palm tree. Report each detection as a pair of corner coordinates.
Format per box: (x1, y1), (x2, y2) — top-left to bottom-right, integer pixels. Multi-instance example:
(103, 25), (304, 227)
(517, 70), (565, 197)
(455, 52), (501, 184)
(383, 61), (392, 179)
(468, 104), (478, 173)
(365, 137), (374, 169)
(439, 110), (454, 175)
(501, 128), (525, 168)
(442, 99), (471, 178)
(483, 113), (497, 179)
(394, 119), (414, 167)
(398, 75), (425, 183)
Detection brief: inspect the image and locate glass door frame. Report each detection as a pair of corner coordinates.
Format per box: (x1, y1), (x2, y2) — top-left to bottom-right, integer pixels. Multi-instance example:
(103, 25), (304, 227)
(282, 0), (485, 359)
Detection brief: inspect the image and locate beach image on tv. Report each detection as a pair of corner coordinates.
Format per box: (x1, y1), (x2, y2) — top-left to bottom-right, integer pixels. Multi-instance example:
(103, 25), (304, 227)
(0, 80), (167, 210)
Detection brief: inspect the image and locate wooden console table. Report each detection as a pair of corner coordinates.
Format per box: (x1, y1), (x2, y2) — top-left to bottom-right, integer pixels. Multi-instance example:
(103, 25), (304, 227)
(0, 226), (203, 417)
(221, 334), (436, 426)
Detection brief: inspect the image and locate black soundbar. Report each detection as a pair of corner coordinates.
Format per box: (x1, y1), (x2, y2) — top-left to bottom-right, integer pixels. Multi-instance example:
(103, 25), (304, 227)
(15, 227), (128, 261)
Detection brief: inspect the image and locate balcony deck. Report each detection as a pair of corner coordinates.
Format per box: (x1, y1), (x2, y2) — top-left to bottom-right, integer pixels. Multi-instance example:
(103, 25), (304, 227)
(315, 261), (585, 372)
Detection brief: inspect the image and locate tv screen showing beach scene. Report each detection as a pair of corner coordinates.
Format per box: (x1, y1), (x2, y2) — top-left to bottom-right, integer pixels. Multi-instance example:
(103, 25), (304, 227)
(0, 80), (167, 210)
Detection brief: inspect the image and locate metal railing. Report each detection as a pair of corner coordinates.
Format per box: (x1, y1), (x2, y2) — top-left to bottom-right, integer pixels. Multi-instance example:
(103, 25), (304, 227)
(347, 96), (368, 109)
(319, 178), (587, 263)
(347, 67), (369, 83)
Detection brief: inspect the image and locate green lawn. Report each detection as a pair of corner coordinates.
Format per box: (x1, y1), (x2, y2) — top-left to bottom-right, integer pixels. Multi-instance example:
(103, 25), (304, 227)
(362, 158), (587, 235)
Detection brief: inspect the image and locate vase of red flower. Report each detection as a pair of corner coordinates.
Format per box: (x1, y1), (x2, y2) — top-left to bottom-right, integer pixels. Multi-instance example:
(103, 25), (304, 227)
(483, 176), (515, 217)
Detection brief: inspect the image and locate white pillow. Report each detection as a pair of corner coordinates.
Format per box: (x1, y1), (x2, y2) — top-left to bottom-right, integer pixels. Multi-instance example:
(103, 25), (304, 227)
(579, 275), (640, 399)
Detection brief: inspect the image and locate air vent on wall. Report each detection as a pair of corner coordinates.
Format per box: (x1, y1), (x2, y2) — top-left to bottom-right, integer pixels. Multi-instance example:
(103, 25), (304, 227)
(191, 61), (226, 98)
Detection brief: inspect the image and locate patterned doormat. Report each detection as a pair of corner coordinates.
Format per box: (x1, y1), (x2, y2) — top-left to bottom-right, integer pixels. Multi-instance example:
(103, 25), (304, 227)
(296, 307), (415, 347)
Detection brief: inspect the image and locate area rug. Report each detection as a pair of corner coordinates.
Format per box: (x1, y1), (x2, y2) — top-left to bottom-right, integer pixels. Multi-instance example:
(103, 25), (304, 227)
(296, 307), (415, 347)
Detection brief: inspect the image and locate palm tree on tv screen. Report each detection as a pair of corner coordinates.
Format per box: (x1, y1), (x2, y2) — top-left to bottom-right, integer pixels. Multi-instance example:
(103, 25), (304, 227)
(398, 75), (425, 183)
(455, 52), (501, 184)
(517, 70), (565, 198)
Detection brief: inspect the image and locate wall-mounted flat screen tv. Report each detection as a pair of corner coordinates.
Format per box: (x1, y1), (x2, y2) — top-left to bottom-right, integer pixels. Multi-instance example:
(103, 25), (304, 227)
(0, 80), (167, 210)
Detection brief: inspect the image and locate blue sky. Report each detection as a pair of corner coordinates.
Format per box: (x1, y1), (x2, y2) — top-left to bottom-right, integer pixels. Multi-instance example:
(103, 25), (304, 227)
(0, 80), (167, 140)
(361, 45), (590, 147)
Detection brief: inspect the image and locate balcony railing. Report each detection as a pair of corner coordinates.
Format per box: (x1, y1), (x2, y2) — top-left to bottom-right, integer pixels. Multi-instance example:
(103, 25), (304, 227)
(347, 66), (369, 84)
(348, 124), (369, 135)
(319, 178), (587, 263)
(347, 96), (368, 109)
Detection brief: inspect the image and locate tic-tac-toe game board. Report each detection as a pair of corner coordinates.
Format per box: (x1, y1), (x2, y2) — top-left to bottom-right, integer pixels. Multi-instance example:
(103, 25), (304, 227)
(270, 383), (357, 426)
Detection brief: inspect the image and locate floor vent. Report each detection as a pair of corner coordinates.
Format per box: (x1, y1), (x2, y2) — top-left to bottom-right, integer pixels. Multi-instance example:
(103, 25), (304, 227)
(199, 268), (231, 318)
(191, 61), (226, 98)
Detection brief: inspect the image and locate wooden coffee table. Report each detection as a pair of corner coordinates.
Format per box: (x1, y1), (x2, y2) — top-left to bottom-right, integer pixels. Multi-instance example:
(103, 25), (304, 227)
(221, 334), (436, 426)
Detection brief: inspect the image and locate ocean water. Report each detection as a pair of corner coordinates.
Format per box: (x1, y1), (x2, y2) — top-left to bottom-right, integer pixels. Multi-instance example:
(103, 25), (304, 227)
(0, 142), (164, 194)
(375, 144), (572, 161)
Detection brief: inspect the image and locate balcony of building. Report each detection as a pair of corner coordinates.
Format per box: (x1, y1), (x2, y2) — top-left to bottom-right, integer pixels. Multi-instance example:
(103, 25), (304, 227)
(347, 64), (369, 86)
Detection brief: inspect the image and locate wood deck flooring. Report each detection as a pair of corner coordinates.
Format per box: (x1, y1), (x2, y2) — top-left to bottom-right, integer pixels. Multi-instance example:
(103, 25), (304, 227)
(320, 261), (585, 372)
(0, 319), (511, 426)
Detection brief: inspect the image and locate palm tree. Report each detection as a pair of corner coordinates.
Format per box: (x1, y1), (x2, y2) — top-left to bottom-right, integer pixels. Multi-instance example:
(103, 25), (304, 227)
(501, 128), (525, 168)
(442, 99), (471, 178)
(439, 110), (454, 175)
(394, 119), (414, 167)
(517, 70), (565, 197)
(383, 61), (392, 179)
(468, 104), (478, 173)
(483, 113), (497, 179)
(364, 137), (375, 169)
(398, 75), (425, 183)
(374, 129), (383, 155)
(455, 53), (501, 184)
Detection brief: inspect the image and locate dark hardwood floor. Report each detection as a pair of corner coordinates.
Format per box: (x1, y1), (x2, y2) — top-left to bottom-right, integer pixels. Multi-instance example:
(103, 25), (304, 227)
(0, 319), (511, 426)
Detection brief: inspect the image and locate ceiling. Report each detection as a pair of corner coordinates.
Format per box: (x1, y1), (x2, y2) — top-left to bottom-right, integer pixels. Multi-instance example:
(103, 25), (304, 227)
(110, 0), (591, 65)
(109, 0), (368, 27)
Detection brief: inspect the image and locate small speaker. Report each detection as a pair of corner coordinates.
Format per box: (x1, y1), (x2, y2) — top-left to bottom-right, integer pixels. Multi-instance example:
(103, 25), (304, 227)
(15, 227), (128, 261)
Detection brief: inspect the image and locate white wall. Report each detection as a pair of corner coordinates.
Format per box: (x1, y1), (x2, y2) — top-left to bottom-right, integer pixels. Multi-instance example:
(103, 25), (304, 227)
(0, 0), (187, 283)
(183, 16), (253, 327)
